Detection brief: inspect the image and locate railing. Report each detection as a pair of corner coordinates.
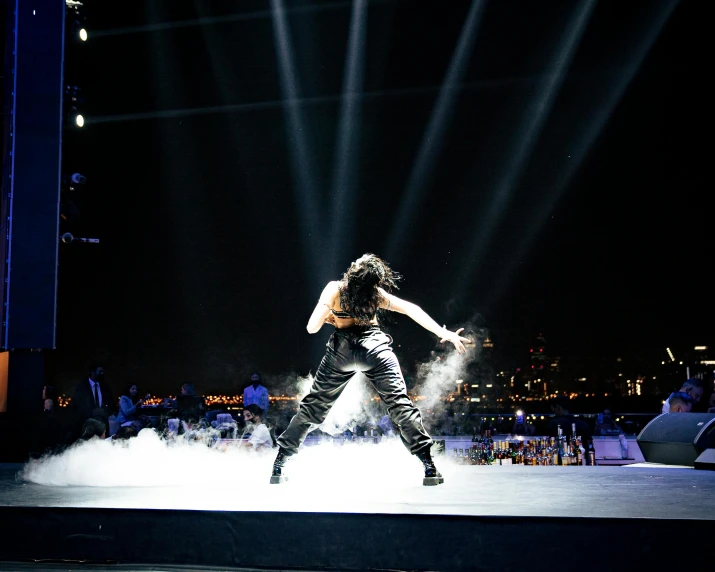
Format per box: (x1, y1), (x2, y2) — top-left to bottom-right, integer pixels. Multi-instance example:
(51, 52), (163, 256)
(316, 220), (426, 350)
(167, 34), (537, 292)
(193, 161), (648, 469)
(423, 412), (659, 436)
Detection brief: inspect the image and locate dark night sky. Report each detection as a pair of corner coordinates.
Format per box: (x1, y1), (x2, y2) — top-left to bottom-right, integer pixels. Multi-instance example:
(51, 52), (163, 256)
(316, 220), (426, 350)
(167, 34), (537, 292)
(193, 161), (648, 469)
(51, 0), (710, 394)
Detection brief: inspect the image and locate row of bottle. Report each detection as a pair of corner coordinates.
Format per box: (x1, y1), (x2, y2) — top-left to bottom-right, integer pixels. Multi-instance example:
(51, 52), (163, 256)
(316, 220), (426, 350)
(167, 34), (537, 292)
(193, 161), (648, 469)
(453, 427), (596, 466)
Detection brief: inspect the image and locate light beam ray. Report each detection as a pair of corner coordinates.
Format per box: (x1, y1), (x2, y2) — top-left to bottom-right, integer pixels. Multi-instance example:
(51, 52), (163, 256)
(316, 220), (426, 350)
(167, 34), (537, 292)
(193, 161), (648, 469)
(455, 0), (597, 297)
(483, 0), (680, 311)
(89, 69), (630, 125)
(328, 0), (368, 276)
(91, 1), (354, 38)
(385, 0), (486, 265)
(270, 0), (324, 289)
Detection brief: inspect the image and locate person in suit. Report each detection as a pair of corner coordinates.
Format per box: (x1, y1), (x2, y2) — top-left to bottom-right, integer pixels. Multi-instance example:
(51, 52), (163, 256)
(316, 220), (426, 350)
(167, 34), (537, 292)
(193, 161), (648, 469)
(72, 364), (115, 429)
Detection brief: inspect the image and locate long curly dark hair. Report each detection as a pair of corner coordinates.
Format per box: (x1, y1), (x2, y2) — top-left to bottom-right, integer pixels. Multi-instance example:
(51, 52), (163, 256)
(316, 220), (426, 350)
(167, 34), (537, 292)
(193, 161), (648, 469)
(339, 254), (400, 324)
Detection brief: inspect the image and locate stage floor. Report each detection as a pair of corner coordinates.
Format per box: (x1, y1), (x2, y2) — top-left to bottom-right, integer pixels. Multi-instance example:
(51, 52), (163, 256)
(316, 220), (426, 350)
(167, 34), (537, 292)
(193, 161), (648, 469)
(2, 462), (714, 520)
(2, 457), (715, 571)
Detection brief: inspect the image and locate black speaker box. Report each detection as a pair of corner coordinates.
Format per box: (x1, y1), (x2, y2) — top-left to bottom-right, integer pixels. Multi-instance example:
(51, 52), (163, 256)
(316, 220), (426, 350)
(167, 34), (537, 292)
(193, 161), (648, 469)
(694, 449), (715, 471)
(637, 413), (715, 466)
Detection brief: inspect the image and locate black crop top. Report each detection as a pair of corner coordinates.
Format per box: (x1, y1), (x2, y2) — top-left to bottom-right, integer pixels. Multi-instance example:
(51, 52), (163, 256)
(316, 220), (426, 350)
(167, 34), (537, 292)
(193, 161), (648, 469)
(327, 306), (355, 319)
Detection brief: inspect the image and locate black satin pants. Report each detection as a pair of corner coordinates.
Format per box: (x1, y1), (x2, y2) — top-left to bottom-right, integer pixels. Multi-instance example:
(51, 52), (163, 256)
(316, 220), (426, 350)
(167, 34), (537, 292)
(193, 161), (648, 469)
(276, 326), (432, 455)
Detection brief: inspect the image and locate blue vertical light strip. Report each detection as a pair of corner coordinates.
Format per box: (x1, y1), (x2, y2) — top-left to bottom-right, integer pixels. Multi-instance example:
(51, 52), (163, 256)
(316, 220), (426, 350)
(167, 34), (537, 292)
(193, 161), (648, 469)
(3, 0), (65, 349)
(2, 0), (20, 349)
(54, 1), (66, 347)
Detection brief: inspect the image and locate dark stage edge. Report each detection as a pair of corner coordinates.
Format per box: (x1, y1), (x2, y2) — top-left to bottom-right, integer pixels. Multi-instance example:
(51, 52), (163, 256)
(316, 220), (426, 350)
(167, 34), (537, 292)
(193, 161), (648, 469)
(2, 464), (715, 572)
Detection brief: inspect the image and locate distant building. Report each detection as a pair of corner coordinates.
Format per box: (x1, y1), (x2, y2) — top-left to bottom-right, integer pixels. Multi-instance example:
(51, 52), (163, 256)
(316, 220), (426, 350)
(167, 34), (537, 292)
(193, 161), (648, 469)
(660, 345), (715, 394)
(526, 333), (554, 397)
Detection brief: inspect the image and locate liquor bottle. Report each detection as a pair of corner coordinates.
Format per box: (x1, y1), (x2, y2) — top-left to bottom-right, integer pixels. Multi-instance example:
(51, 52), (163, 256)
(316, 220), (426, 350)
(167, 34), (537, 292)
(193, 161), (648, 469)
(587, 439), (596, 466)
(575, 437), (584, 466)
(567, 423), (576, 465)
(567, 441), (576, 465)
(557, 425), (564, 465)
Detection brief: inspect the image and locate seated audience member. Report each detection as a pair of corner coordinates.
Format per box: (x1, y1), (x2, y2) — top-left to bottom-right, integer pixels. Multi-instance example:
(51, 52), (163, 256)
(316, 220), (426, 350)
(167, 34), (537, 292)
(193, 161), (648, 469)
(594, 409), (622, 435)
(112, 425), (138, 441)
(707, 391), (715, 414)
(667, 392), (693, 413)
(116, 384), (151, 430)
(176, 384), (206, 425)
(164, 382), (197, 408)
(547, 396), (592, 442)
(79, 418), (106, 441)
(30, 393), (73, 456)
(662, 378), (704, 413)
(241, 404), (274, 450)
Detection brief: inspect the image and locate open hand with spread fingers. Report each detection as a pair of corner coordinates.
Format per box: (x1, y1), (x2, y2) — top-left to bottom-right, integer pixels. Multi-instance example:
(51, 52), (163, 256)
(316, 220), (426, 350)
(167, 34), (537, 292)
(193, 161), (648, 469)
(440, 327), (473, 354)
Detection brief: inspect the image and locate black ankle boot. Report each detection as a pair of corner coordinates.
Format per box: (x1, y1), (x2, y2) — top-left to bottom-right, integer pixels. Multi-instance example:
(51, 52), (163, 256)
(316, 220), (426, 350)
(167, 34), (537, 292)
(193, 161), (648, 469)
(270, 448), (292, 484)
(415, 445), (444, 486)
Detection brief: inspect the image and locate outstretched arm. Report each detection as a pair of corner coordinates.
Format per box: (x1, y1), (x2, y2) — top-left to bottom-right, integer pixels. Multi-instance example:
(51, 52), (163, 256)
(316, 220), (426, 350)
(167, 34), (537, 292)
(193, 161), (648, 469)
(306, 281), (340, 334)
(378, 288), (471, 354)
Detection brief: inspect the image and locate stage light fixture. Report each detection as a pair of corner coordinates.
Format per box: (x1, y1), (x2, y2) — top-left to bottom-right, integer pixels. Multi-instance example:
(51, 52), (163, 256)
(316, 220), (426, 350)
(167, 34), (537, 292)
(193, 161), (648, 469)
(70, 173), (86, 184)
(65, 86), (86, 128)
(60, 232), (99, 245)
(66, 0), (88, 43)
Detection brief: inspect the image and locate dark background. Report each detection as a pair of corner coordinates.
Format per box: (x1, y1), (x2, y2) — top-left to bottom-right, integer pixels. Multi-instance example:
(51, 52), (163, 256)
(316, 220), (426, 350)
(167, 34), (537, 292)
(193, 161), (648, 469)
(51, 0), (709, 395)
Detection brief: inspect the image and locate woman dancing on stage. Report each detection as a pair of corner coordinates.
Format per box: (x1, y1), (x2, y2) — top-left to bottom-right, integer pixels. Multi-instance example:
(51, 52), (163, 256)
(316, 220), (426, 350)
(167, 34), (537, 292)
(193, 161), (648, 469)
(271, 253), (471, 486)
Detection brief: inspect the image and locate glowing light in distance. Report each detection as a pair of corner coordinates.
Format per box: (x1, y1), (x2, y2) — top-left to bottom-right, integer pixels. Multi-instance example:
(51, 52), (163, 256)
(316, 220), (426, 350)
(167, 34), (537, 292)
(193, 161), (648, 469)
(79, 28), (88, 41)
(666, 347), (675, 362)
(75, 114), (85, 127)
(516, 410), (523, 417)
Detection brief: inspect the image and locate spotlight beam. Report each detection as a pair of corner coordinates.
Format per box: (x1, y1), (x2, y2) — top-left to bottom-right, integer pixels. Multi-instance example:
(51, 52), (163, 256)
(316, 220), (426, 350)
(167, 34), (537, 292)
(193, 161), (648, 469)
(455, 0), (597, 296)
(193, 1), (237, 107)
(92, 1), (354, 38)
(385, 0), (486, 264)
(328, 0), (368, 275)
(270, 0), (324, 289)
(483, 0), (679, 311)
(89, 69), (629, 125)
